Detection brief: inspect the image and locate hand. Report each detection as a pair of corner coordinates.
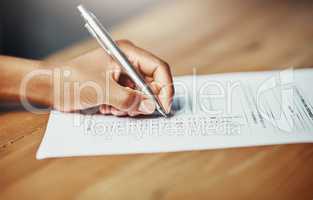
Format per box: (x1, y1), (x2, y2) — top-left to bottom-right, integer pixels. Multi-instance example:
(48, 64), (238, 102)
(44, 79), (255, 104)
(50, 40), (174, 116)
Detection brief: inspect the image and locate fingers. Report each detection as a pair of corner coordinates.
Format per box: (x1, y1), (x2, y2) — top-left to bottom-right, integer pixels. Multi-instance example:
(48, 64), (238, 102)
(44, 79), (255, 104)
(110, 107), (128, 116)
(107, 80), (156, 115)
(99, 105), (112, 115)
(117, 40), (174, 113)
(99, 105), (142, 117)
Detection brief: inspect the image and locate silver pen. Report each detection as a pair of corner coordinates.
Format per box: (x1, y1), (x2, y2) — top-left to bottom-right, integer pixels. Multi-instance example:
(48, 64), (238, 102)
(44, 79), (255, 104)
(77, 5), (169, 117)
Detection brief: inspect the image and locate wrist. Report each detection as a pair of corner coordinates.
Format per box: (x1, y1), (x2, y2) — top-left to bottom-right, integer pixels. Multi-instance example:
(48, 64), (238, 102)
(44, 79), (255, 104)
(26, 60), (54, 107)
(36, 60), (72, 111)
(17, 60), (54, 109)
(0, 56), (43, 102)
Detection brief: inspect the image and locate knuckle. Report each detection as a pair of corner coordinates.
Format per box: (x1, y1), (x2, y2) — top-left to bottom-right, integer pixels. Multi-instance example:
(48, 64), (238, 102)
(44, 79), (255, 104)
(116, 39), (134, 47)
(158, 59), (170, 70)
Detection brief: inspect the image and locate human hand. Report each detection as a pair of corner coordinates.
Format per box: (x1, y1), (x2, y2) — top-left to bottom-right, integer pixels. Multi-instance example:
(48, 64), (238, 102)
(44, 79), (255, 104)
(50, 40), (174, 116)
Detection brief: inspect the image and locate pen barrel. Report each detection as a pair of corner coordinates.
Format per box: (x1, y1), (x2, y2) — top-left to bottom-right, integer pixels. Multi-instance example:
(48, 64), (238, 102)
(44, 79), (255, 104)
(78, 5), (167, 116)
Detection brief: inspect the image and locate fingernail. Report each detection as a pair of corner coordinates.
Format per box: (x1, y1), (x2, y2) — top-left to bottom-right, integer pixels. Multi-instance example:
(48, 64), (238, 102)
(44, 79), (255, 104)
(99, 107), (105, 114)
(128, 111), (140, 117)
(138, 99), (156, 114)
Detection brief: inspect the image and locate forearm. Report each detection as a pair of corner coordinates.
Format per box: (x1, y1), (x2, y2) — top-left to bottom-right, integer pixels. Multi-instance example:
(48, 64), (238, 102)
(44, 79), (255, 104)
(0, 56), (52, 107)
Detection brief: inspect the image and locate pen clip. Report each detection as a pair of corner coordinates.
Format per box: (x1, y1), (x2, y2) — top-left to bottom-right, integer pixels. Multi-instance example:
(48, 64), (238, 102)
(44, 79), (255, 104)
(84, 23), (97, 38)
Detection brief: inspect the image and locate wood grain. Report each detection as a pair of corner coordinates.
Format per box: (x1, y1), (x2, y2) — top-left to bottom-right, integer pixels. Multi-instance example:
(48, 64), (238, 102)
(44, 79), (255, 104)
(1, 0), (313, 199)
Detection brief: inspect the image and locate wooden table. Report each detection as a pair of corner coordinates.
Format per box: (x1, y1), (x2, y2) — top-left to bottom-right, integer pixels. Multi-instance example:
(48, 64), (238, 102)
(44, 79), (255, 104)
(1, 0), (313, 199)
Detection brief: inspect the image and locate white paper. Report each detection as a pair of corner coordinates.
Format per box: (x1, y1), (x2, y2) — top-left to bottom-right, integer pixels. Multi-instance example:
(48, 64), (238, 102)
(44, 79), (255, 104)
(37, 68), (313, 159)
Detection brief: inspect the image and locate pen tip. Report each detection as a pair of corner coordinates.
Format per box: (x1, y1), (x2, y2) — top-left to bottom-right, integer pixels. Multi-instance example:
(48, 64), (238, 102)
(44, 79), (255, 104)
(159, 109), (170, 118)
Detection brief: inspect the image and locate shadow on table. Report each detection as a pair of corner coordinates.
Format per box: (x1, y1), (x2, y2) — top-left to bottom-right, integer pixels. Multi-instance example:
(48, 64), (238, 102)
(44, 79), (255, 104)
(0, 103), (50, 115)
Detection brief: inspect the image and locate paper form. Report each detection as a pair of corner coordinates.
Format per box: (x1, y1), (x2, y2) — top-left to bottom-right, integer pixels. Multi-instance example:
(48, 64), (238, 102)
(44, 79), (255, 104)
(36, 68), (313, 159)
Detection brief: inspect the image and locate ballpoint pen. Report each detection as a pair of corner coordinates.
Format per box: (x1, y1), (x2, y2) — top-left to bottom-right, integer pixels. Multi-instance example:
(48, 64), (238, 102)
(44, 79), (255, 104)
(77, 4), (169, 117)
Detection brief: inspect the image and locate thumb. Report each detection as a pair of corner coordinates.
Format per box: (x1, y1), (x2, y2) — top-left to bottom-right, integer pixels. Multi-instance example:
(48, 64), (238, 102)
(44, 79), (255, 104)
(108, 81), (156, 114)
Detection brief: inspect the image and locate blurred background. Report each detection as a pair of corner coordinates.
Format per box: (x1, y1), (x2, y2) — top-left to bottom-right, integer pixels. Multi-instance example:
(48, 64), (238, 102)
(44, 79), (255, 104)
(0, 0), (162, 59)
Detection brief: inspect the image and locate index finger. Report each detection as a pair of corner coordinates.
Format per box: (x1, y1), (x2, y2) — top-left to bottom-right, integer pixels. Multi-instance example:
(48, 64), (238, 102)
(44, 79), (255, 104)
(117, 41), (175, 113)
